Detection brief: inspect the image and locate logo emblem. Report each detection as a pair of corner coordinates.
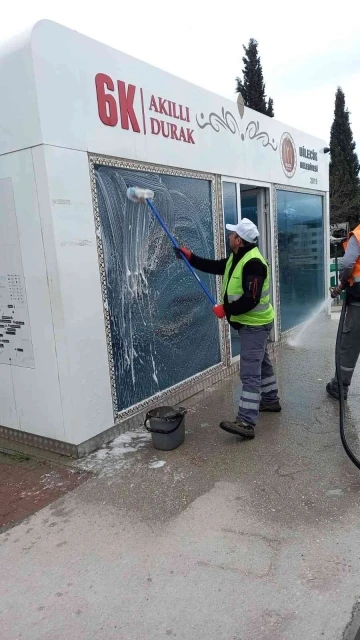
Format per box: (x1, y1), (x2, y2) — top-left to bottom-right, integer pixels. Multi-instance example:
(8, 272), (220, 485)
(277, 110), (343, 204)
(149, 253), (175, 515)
(280, 132), (297, 178)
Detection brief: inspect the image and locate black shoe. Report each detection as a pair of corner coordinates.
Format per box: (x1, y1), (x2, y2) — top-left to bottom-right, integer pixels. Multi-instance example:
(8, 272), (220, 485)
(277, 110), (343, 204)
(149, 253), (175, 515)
(326, 382), (348, 401)
(259, 401), (282, 412)
(219, 420), (255, 439)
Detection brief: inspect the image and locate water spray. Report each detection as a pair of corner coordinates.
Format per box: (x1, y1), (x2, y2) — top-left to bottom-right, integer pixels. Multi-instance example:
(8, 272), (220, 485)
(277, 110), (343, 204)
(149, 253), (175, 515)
(287, 298), (330, 348)
(289, 294), (360, 471)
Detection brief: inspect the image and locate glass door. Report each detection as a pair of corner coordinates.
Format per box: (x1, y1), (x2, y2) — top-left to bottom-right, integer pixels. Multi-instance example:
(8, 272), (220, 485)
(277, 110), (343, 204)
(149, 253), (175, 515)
(241, 187), (274, 341)
(223, 182), (274, 355)
(222, 181), (241, 357)
(240, 188), (268, 259)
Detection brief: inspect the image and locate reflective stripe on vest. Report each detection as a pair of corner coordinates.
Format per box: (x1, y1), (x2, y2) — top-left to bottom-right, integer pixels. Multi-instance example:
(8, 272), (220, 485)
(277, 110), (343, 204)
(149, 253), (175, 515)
(222, 247), (275, 326)
(343, 225), (360, 285)
(228, 288), (270, 302)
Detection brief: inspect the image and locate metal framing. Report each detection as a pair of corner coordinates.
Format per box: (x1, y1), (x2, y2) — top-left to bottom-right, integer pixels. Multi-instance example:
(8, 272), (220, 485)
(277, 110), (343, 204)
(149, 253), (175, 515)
(220, 176), (277, 348)
(272, 184), (328, 338)
(88, 154), (230, 423)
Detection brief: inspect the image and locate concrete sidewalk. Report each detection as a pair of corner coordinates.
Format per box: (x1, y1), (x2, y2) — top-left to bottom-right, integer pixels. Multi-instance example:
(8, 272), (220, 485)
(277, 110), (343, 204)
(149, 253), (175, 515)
(2, 315), (360, 640)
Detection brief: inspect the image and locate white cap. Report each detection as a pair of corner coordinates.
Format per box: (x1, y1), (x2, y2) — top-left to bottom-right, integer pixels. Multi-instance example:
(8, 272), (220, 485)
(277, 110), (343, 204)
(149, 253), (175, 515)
(226, 218), (260, 243)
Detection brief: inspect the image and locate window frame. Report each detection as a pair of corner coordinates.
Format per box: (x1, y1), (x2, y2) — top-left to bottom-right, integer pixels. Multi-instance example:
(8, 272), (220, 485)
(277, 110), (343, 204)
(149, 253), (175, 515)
(273, 184), (329, 337)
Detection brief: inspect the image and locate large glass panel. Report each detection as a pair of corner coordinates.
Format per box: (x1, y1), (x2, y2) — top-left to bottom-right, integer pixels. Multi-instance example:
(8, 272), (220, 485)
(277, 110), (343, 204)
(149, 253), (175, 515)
(222, 181), (240, 357)
(277, 190), (324, 331)
(95, 165), (221, 411)
(223, 182), (237, 254)
(241, 194), (258, 226)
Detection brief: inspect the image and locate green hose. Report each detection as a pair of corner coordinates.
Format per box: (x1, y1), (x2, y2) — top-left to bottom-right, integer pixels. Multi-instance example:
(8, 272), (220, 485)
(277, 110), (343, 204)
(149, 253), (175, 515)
(335, 300), (360, 469)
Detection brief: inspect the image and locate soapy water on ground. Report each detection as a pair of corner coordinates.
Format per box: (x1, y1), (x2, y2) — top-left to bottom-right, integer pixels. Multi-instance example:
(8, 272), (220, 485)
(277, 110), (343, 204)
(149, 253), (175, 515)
(18, 471), (66, 498)
(287, 298), (330, 348)
(77, 428), (154, 477)
(148, 460), (166, 469)
(39, 471), (66, 490)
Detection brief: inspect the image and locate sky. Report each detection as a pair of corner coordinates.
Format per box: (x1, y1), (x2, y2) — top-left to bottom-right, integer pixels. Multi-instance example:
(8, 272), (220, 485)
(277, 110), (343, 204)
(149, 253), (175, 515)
(1, 0), (360, 150)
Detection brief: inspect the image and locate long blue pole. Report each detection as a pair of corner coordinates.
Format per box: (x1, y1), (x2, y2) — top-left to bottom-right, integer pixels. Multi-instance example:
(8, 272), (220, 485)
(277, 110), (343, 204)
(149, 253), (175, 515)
(146, 198), (217, 307)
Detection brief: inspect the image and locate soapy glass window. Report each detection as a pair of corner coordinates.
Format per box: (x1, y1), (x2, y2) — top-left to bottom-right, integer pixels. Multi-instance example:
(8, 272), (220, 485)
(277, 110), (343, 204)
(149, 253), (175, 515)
(94, 165), (221, 411)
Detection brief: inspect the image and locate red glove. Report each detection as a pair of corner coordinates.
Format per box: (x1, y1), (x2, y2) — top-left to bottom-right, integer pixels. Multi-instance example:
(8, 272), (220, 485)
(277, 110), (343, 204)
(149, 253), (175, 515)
(174, 246), (192, 261)
(212, 304), (226, 319)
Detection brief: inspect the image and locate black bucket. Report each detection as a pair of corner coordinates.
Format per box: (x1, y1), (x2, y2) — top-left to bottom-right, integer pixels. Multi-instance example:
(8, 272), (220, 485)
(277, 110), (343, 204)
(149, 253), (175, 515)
(144, 406), (187, 451)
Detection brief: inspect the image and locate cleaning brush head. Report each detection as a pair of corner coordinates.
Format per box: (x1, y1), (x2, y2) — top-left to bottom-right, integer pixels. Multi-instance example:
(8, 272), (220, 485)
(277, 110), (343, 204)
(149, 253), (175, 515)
(126, 187), (154, 203)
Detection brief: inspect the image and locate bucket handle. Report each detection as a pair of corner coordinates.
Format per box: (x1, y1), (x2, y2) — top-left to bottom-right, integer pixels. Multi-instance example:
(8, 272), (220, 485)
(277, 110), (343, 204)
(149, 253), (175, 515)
(144, 419), (182, 435)
(144, 408), (186, 434)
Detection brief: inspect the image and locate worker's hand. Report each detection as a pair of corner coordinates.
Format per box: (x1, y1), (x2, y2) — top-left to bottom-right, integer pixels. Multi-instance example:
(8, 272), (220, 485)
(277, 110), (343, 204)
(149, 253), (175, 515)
(212, 304), (226, 319)
(330, 284), (344, 299)
(174, 246), (192, 261)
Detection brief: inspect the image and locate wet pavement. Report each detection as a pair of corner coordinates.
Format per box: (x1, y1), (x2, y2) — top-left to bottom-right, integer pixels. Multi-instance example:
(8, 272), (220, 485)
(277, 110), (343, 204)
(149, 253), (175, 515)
(2, 313), (360, 639)
(0, 453), (90, 531)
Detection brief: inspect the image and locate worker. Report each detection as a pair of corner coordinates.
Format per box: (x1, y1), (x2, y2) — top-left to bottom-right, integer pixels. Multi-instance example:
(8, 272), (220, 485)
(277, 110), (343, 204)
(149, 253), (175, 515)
(175, 218), (281, 440)
(327, 223), (360, 400)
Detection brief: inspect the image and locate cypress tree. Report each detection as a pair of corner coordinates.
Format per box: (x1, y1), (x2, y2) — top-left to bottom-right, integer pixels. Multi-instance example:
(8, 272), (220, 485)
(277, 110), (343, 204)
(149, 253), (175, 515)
(236, 39), (274, 117)
(330, 87), (360, 226)
(266, 97), (274, 118)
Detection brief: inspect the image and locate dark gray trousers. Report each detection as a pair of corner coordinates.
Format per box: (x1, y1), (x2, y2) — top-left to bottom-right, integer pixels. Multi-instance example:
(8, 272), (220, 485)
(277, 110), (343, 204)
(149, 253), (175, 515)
(331, 302), (360, 391)
(236, 323), (279, 427)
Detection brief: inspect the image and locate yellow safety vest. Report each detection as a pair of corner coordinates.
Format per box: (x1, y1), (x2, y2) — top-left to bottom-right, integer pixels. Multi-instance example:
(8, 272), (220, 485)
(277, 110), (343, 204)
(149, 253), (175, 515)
(222, 247), (274, 326)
